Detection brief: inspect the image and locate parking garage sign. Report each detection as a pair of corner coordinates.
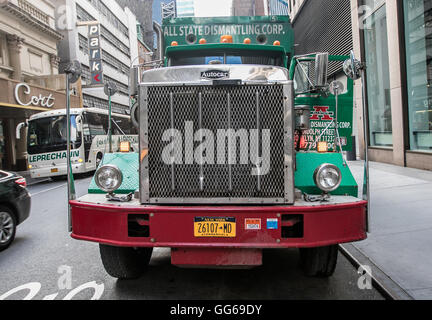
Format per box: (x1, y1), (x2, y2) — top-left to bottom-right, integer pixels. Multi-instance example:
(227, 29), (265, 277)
(88, 24), (104, 86)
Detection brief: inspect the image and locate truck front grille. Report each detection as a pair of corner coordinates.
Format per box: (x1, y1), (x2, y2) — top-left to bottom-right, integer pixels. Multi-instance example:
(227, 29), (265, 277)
(142, 84), (290, 204)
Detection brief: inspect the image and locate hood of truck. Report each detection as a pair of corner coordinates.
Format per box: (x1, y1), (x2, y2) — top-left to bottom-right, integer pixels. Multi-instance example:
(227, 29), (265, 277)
(141, 65), (289, 84)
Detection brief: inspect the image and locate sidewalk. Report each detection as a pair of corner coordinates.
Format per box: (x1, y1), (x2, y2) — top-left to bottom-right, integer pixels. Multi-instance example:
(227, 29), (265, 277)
(346, 160), (432, 300)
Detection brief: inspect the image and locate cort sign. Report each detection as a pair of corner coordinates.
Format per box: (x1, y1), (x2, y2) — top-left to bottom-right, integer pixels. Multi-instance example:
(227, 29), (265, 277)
(14, 83), (55, 108)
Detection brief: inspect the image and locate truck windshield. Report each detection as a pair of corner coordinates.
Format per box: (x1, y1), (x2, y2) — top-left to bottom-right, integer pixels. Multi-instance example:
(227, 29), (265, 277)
(169, 50), (285, 67)
(27, 115), (81, 155)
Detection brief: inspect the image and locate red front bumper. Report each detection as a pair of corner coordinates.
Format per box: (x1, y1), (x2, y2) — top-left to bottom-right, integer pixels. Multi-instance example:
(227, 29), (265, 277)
(70, 197), (367, 249)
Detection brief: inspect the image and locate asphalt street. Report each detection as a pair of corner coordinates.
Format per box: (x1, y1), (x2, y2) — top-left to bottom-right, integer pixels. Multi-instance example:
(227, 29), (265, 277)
(0, 176), (384, 300)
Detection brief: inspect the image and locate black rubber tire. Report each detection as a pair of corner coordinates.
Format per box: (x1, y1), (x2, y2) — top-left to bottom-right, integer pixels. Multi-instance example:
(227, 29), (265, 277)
(131, 103), (139, 130)
(299, 245), (338, 277)
(0, 206), (17, 252)
(99, 244), (153, 280)
(95, 153), (103, 170)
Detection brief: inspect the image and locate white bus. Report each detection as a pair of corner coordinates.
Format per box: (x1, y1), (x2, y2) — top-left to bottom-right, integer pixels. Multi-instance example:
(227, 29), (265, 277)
(23, 108), (138, 179)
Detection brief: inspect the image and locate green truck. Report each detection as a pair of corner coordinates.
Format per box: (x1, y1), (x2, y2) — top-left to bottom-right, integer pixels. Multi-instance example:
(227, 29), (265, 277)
(69, 15), (368, 280)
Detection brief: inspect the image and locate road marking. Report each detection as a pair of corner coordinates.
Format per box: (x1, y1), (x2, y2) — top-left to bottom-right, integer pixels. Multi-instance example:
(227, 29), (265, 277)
(30, 184), (66, 197)
(30, 179), (91, 197)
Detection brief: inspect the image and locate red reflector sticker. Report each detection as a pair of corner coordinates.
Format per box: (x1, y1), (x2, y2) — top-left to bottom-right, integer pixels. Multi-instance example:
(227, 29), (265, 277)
(245, 219), (261, 230)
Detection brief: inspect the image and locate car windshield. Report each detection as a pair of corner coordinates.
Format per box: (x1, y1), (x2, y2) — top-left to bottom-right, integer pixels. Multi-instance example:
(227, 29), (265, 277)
(169, 50), (285, 67)
(27, 115), (81, 155)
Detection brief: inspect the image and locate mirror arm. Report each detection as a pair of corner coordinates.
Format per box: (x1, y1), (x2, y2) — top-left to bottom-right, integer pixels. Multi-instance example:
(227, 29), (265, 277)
(16, 121), (28, 140)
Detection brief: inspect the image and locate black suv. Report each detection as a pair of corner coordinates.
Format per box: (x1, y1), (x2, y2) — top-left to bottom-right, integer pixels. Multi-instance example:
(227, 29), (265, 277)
(0, 171), (31, 251)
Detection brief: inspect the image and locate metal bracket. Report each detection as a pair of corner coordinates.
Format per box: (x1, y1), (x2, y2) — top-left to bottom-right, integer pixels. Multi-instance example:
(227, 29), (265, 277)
(106, 193), (133, 203)
(304, 193), (331, 203)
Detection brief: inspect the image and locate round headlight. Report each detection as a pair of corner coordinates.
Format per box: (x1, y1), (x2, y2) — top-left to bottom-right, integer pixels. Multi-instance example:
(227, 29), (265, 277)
(95, 165), (123, 193)
(313, 164), (342, 193)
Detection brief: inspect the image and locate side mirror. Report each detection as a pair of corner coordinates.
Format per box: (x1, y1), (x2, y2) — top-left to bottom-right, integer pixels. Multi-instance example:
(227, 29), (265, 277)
(343, 51), (363, 80)
(130, 66), (139, 97)
(76, 115), (83, 131)
(315, 52), (329, 87)
(16, 121), (27, 140)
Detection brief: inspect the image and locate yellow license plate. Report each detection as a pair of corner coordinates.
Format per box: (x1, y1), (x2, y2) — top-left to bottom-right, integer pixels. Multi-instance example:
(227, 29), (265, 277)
(51, 168), (58, 173)
(194, 217), (236, 238)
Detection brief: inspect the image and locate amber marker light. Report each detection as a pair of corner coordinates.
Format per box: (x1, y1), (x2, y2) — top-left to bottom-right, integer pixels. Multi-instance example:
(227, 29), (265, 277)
(171, 41), (178, 46)
(273, 40), (281, 46)
(140, 149), (149, 162)
(244, 38), (251, 44)
(120, 141), (131, 153)
(220, 35), (233, 43)
(199, 38), (207, 44)
(317, 141), (328, 153)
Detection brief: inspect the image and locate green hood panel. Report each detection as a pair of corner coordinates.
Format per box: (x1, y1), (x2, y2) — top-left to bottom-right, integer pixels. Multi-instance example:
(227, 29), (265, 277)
(295, 153), (358, 197)
(89, 153), (139, 194)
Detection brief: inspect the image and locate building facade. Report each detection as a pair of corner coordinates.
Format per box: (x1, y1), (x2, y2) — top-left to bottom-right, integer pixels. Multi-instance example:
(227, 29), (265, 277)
(137, 23), (153, 69)
(116, 0), (154, 50)
(351, 0), (432, 171)
(286, 0), (305, 20)
(268, 0), (289, 16)
(55, 0), (139, 115)
(292, 0), (353, 61)
(176, 0), (195, 17)
(231, 0), (268, 16)
(0, 0), (81, 171)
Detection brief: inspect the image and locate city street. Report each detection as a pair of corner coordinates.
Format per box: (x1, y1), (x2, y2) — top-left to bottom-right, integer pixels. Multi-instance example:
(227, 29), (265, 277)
(0, 177), (383, 300)
(2, 0), (432, 307)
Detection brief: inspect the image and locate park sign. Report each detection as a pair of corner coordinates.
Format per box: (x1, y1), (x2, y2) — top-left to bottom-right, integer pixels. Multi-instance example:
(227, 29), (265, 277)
(162, 16), (294, 52)
(88, 24), (104, 86)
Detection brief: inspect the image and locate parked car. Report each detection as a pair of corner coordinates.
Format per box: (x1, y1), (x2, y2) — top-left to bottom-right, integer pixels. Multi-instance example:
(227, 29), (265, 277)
(0, 170), (31, 252)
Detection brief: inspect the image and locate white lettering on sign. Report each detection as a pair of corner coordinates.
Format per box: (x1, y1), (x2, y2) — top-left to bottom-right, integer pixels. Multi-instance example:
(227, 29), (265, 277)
(14, 83), (55, 108)
(90, 38), (99, 47)
(164, 24), (286, 37)
(89, 25), (99, 35)
(91, 61), (101, 72)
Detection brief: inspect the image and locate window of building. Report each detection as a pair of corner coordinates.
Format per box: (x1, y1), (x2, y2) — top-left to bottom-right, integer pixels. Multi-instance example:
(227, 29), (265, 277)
(404, 0), (432, 152)
(29, 50), (44, 74)
(85, 0), (129, 38)
(83, 94), (127, 115)
(76, 4), (130, 56)
(363, 3), (393, 147)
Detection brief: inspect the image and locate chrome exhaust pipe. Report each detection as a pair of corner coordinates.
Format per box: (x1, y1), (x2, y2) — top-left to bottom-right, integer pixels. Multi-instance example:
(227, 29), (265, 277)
(153, 22), (164, 62)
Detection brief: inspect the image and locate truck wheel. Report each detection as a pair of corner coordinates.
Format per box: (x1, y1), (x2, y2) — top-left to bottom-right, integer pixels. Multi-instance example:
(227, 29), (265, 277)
(0, 206), (17, 252)
(299, 245), (338, 277)
(99, 244), (153, 280)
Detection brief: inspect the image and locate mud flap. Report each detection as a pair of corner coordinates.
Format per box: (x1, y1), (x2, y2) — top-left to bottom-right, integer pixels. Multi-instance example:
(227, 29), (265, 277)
(171, 248), (263, 268)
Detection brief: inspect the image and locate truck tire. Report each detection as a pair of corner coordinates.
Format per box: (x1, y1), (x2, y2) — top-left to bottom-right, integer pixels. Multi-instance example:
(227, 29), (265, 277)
(95, 153), (103, 170)
(299, 245), (338, 277)
(99, 245), (153, 280)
